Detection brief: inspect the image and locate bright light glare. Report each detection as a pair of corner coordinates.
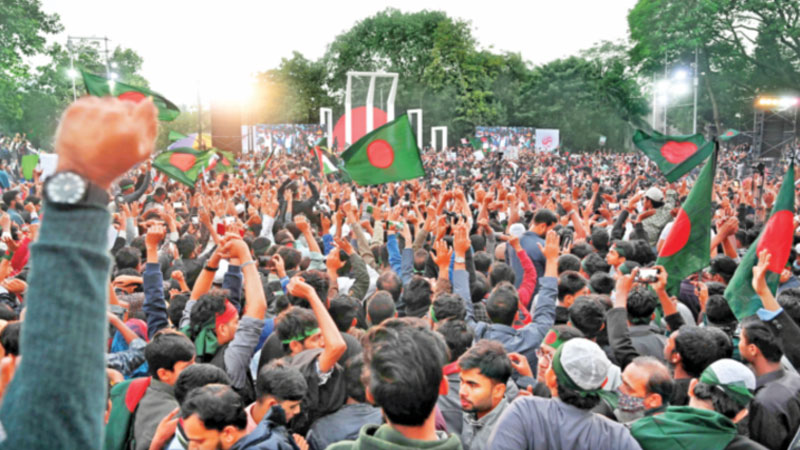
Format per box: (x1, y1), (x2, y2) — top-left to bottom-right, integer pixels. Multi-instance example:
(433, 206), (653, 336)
(657, 94), (669, 105)
(203, 72), (256, 105)
(670, 82), (689, 96)
(109, 72), (119, 80)
(67, 68), (78, 79)
(111, 62), (118, 69)
(656, 80), (670, 93)
(673, 69), (688, 81)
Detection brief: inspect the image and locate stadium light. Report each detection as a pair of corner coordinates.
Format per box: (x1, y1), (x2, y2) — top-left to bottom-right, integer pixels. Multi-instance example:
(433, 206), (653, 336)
(673, 69), (688, 81)
(757, 96), (800, 110)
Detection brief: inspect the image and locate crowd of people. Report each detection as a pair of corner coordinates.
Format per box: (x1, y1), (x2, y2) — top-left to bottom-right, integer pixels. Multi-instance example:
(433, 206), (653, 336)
(0, 96), (798, 450)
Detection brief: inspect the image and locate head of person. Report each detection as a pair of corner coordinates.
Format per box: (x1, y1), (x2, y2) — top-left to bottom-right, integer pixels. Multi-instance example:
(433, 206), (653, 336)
(568, 297), (606, 340)
(581, 253), (610, 278)
(117, 178), (136, 195)
(2, 190), (19, 210)
(180, 384), (248, 450)
(429, 293), (466, 328)
(413, 249), (428, 274)
(708, 255), (737, 285)
(458, 340), (512, 418)
(705, 295), (737, 331)
(590, 228), (609, 254)
(557, 271), (589, 308)
(485, 282), (519, 326)
(436, 319), (475, 363)
(287, 270), (328, 309)
(616, 356), (674, 422)
(688, 359), (755, 423)
(545, 338), (612, 410)
(362, 317), (449, 428)
(168, 294), (190, 328)
(778, 287), (800, 325)
(145, 331), (196, 385)
(404, 276), (433, 318)
(189, 293), (240, 349)
(153, 186), (167, 203)
(589, 272), (615, 295)
(558, 254), (581, 275)
(607, 241), (632, 268)
(276, 306), (322, 356)
(254, 360), (307, 423)
(115, 246), (142, 273)
(0, 322), (20, 357)
(537, 325), (584, 381)
(738, 317), (783, 369)
(177, 234), (198, 260)
(174, 364), (232, 405)
(644, 187), (664, 210)
(473, 251), (492, 274)
(471, 272), (490, 304)
(328, 294), (359, 333)
(376, 271), (402, 303)
(366, 290), (397, 327)
(531, 209), (559, 237)
(665, 326), (721, 378)
(489, 262), (516, 287)
(344, 354), (369, 403)
(626, 286), (658, 325)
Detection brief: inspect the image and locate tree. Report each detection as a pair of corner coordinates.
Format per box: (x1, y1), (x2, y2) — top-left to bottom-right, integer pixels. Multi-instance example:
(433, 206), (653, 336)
(252, 52), (333, 124)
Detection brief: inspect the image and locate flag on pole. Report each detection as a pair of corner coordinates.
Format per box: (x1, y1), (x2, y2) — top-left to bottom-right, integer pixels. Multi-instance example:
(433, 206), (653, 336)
(655, 143), (717, 295)
(81, 70), (180, 121)
(718, 129), (740, 141)
(340, 115), (425, 186)
(633, 130), (713, 182)
(207, 149), (236, 173)
(153, 148), (213, 187)
(470, 137), (488, 156)
(725, 162), (795, 319)
(257, 147), (276, 176)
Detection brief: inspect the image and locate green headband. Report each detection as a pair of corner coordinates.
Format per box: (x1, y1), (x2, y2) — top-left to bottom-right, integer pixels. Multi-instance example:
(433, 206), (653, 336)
(612, 245), (626, 258)
(699, 369), (754, 406)
(281, 327), (320, 345)
(429, 304), (438, 323)
(552, 345), (618, 408)
(120, 183), (134, 191)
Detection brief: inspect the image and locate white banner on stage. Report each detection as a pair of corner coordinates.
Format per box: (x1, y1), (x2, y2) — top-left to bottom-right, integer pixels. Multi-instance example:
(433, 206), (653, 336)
(535, 129), (559, 152)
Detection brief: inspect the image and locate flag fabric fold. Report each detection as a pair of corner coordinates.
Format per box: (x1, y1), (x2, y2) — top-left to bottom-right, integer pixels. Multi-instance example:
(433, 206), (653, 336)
(633, 130), (713, 182)
(655, 144), (717, 295)
(81, 70), (180, 121)
(725, 162), (796, 319)
(153, 148), (213, 187)
(341, 115), (425, 186)
(718, 129), (740, 141)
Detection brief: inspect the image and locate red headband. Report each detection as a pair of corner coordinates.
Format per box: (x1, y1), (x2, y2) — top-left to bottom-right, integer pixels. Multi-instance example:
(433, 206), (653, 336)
(215, 300), (237, 328)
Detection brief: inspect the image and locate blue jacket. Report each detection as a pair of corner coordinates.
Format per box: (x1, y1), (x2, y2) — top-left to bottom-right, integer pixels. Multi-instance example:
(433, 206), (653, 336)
(231, 405), (299, 450)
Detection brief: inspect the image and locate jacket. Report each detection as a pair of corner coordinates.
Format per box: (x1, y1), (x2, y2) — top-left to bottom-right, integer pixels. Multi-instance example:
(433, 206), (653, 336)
(305, 403), (383, 450)
(231, 405), (299, 450)
(327, 424), (462, 450)
(461, 398), (508, 450)
(132, 379), (179, 450)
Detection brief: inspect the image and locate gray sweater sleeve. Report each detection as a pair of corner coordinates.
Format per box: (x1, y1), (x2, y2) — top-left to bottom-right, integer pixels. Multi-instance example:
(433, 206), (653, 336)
(223, 316), (264, 389)
(0, 202), (112, 449)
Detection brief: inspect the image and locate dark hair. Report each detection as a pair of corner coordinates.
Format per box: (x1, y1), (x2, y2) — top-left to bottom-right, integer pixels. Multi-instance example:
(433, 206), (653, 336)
(275, 307), (318, 354)
(255, 360), (307, 401)
(706, 327), (734, 360)
(570, 243), (594, 259)
(436, 320), (474, 363)
(473, 251), (492, 274)
(0, 322), (20, 356)
(376, 271), (402, 303)
(277, 246), (302, 271)
(611, 241), (633, 260)
(568, 297), (605, 339)
(345, 354), (368, 402)
(705, 282), (727, 297)
(145, 332), (195, 380)
(189, 292), (227, 332)
(626, 286), (658, 325)
(288, 270), (328, 309)
(706, 295), (737, 326)
(581, 253), (610, 277)
(404, 276), (433, 317)
(431, 294), (466, 322)
(363, 318), (448, 426)
(629, 239), (656, 265)
(489, 262), (516, 287)
(458, 339), (512, 385)
(471, 272), (490, 303)
(741, 317), (783, 363)
(154, 187), (166, 198)
(176, 234), (197, 259)
(115, 247), (141, 272)
(558, 254), (581, 274)
(486, 282), (519, 326)
(165, 292), (188, 326)
(590, 228), (609, 252)
(558, 271), (587, 301)
(470, 235), (487, 253)
(329, 295), (359, 332)
(631, 356), (674, 403)
(673, 327), (721, 378)
(692, 381), (745, 419)
(778, 288), (800, 326)
(2, 190), (18, 206)
(557, 382), (600, 410)
(366, 291), (396, 326)
(0, 304), (17, 321)
(589, 272), (615, 295)
(174, 364), (231, 405)
(180, 384), (247, 431)
(534, 209), (558, 226)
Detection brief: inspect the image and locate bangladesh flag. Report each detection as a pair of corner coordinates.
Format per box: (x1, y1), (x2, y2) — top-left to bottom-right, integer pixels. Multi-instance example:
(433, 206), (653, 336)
(309, 138), (338, 175)
(633, 130), (713, 182)
(719, 129), (740, 141)
(81, 70), (180, 121)
(341, 114), (425, 186)
(153, 148), (213, 187)
(257, 147), (276, 177)
(725, 162), (795, 319)
(655, 144), (717, 295)
(207, 149), (236, 173)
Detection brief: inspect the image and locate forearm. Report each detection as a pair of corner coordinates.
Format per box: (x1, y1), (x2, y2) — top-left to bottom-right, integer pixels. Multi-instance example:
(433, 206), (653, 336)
(241, 262), (266, 319)
(0, 203), (111, 449)
(143, 262), (168, 338)
(303, 230), (321, 254)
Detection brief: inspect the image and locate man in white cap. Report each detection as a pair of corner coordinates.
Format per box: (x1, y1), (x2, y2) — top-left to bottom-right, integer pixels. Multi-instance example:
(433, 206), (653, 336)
(640, 186), (676, 248)
(631, 359), (766, 450)
(488, 338), (640, 450)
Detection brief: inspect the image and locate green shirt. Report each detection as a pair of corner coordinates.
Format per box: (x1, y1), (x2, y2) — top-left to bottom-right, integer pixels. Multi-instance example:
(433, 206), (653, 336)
(631, 406), (738, 450)
(327, 423), (462, 450)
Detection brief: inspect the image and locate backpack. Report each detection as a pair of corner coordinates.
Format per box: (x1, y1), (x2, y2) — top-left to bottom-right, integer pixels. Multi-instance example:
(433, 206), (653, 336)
(103, 377), (152, 450)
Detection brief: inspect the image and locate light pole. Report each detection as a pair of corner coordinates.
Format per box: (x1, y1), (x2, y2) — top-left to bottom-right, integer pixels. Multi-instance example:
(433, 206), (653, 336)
(67, 35), (114, 98)
(692, 47), (699, 134)
(654, 69), (692, 134)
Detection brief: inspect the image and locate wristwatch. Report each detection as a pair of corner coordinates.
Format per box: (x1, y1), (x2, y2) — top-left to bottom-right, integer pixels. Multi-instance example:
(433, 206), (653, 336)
(44, 171), (110, 208)
(454, 256), (466, 264)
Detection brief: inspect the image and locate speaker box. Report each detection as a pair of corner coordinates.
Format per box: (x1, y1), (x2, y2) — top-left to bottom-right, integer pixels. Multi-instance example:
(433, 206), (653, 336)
(210, 101), (242, 154)
(760, 116), (787, 159)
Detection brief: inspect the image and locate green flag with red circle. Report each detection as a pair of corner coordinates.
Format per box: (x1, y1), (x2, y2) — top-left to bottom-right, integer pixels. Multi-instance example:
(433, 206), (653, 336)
(718, 129), (740, 142)
(81, 70), (180, 122)
(725, 162), (795, 319)
(655, 144), (717, 295)
(633, 130), (713, 182)
(153, 148), (213, 187)
(340, 114), (425, 186)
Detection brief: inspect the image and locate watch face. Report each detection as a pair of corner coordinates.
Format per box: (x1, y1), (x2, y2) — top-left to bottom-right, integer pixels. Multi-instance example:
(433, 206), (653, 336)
(47, 172), (87, 204)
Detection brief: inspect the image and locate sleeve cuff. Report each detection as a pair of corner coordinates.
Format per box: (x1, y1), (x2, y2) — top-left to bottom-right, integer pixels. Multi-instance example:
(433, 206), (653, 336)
(757, 307), (783, 321)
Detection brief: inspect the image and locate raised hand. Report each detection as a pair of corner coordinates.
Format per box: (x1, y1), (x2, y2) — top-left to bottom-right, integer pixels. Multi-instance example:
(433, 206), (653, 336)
(145, 224), (166, 249)
(752, 249), (772, 296)
(431, 239), (453, 268)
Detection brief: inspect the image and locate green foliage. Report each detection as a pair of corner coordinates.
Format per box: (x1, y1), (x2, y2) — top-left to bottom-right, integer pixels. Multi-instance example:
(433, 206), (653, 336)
(155, 108), (210, 151)
(253, 52), (333, 124)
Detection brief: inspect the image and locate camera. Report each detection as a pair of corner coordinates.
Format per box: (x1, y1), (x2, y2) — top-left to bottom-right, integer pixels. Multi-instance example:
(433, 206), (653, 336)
(635, 268), (660, 284)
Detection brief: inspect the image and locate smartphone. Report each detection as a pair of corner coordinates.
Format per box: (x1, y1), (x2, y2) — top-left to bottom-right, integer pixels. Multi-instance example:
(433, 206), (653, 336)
(636, 268), (660, 284)
(173, 202), (183, 209)
(191, 216), (199, 225)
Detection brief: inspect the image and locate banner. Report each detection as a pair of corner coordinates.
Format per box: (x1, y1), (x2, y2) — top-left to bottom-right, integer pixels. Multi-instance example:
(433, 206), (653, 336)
(535, 129), (560, 152)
